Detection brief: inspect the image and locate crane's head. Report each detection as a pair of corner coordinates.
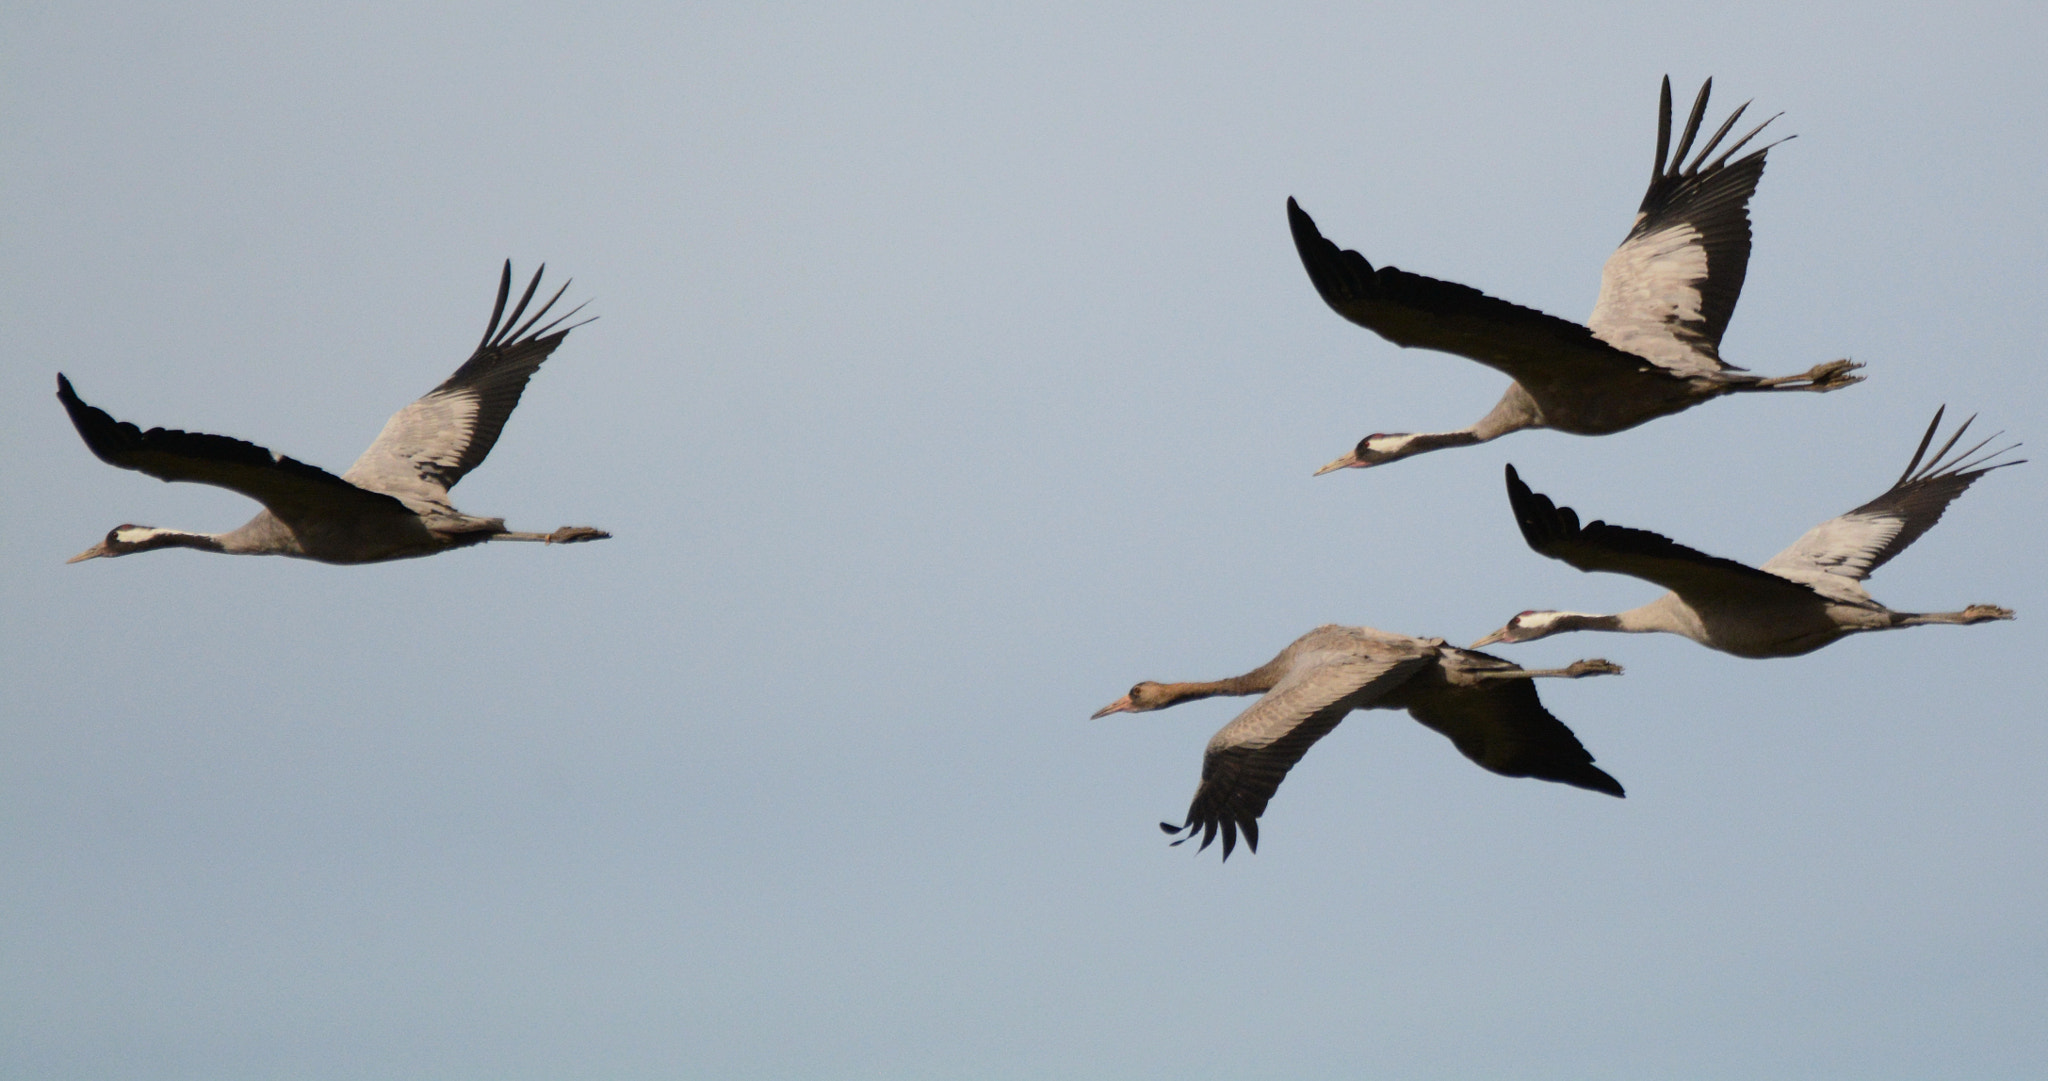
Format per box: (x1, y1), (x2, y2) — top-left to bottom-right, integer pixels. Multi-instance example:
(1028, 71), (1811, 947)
(68, 525), (172, 563)
(1315, 433), (1424, 475)
(1470, 610), (1573, 647)
(1090, 681), (1182, 718)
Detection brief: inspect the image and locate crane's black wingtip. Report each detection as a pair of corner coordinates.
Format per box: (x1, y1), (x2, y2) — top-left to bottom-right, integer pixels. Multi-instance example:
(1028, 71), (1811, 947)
(1550, 763), (1626, 798)
(54, 373), (104, 434)
(1286, 196), (1320, 238)
(1503, 463), (1539, 509)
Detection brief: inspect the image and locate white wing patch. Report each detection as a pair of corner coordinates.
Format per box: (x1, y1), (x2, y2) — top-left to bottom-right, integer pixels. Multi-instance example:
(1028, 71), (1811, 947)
(1587, 220), (1715, 375)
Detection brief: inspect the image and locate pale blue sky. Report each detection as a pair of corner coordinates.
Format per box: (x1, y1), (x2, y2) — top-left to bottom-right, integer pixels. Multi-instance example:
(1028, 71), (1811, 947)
(4, 3), (2044, 1078)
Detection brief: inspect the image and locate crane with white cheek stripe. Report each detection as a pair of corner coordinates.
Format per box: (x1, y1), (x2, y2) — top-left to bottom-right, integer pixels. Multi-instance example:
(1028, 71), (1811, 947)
(1293, 76), (1861, 476)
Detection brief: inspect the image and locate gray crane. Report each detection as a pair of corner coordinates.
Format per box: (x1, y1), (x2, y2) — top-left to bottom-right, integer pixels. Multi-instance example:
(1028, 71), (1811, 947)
(1292, 77), (1862, 475)
(1092, 625), (1624, 859)
(60, 262), (609, 565)
(1475, 409), (2020, 657)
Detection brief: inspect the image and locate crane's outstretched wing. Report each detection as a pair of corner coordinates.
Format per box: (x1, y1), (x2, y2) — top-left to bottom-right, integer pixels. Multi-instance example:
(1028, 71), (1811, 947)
(1505, 463), (1819, 605)
(1761, 408), (2022, 599)
(1162, 642), (1435, 860)
(57, 374), (412, 526)
(1288, 197), (1657, 388)
(1409, 648), (1624, 797)
(344, 261), (591, 507)
(1587, 77), (1786, 376)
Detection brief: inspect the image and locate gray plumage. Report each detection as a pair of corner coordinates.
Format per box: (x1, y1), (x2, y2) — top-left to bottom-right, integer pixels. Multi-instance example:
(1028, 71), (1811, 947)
(1092, 625), (1624, 860)
(1476, 409), (2022, 657)
(60, 262), (609, 565)
(1293, 77), (1863, 475)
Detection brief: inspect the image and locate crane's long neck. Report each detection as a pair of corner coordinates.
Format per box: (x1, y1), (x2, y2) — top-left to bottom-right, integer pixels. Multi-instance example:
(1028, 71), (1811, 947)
(1387, 429), (1487, 457)
(1392, 386), (1541, 456)
(1155, 660), (1287, 707)
(1545, 611), (1631, 634)
(1472, 384), (1545, 441)
(1546, 601), (1701, 641)
(117, 527), (232, 556)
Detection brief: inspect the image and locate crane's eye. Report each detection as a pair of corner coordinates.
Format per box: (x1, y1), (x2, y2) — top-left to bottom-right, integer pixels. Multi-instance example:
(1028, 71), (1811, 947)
(1355, 437), (1374, 455)
(1128, 685), (1143, 698)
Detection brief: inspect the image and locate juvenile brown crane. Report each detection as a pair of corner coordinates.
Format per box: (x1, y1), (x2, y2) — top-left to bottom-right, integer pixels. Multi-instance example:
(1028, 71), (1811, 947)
(60, 262), (609, 564)
(1476, 409), (2020, 657)
(1093, 625), (1624, 859)
(1292, 77), (1862, 475)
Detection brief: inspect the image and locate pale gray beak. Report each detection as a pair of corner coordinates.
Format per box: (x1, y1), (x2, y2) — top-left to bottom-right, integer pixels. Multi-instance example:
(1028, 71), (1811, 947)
(1090, 695), (1135, 719)
(66, 542), (110, 564)
(1470, 627), (1510, 648)
(1313, 451), (1362, 477)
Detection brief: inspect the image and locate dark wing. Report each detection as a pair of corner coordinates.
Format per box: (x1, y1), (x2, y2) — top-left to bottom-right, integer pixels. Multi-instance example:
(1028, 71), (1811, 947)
(1164, 643), (1435, 860)
(1762, 408), (2023, 598)
(1406, 648), (1624, 797)
(1587, 77), (1787, 375)
(1505, 463), (1820, 605)
(57, 373), (411, 526)
(1288, 197), (1659, 388)
(343, 261), (591, 506)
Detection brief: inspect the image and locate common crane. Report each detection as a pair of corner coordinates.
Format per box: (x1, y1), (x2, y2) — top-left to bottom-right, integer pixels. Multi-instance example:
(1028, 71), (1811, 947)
(1092, 625), (1624, 859)
(1292, 77), (1862, 475)
(1474, 409), (2020, 657)
(60, 262), (609, 564)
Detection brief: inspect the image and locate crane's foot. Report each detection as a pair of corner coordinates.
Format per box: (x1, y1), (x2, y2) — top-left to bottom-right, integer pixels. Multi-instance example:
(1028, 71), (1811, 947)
(1564, 659), (1623, 677)
(1962, 604), (2015, 622)
(1806, 359), (1864, 390)
(546, 525), (611, 544)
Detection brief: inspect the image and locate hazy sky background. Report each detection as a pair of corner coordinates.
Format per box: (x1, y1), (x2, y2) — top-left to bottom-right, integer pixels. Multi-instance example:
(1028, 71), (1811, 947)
(5, 3), (2044, 1078)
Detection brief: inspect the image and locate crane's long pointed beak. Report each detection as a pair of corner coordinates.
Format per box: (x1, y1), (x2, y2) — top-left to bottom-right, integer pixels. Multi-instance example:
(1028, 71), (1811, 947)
(1090, 695), (1135, 719)
(66, 543), (109, 564)
(1470, 627), (1510, 648)
(1313, 451), (1362, 476)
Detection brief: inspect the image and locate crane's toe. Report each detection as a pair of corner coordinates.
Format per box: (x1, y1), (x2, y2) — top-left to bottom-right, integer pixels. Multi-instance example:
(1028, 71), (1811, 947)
(1964, 604), (2015, 622)
(545, 526), (611, 544)
(1808, 359), (1865, 391)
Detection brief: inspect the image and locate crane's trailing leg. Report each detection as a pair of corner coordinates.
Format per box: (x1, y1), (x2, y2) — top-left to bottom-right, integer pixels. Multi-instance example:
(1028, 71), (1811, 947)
(1740, 359), (1864, 392)
(1473, 658), (1623, 680)
(1893, 604), (2014, 627)
(490, 526), (612, 544)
